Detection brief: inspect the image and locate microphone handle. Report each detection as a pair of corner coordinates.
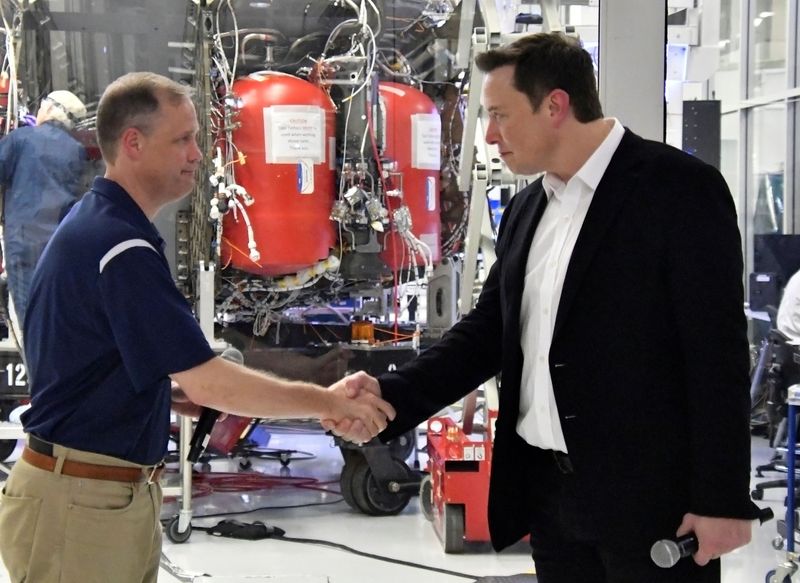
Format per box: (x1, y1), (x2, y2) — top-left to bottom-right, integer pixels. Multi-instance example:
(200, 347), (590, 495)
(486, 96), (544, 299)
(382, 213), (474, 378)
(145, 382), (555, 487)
(672, 533), (699, 559)
(187, 407), (221, 463)
(652, 507), (774, 568)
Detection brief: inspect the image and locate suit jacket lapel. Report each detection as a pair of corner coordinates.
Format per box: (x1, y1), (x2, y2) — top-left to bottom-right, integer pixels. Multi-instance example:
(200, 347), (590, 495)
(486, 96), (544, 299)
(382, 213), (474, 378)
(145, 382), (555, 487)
(553, 129), (645, 338)
(504, 181), (548, 304)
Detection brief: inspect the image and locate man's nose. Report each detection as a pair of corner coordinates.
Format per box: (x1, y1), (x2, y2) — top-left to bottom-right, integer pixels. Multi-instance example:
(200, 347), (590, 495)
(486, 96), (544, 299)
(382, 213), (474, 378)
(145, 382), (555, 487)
(189, 140), (202, 163)
(485, 119), (498, 144)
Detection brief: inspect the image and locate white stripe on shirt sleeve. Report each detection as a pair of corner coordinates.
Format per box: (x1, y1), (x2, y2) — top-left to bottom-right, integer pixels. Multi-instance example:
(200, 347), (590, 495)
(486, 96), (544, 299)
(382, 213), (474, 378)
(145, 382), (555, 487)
(99, 239), (158, 274)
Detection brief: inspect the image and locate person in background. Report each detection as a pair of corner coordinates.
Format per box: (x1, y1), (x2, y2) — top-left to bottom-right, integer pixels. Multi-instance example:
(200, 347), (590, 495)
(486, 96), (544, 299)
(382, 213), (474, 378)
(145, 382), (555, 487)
(0, 72), (395, 583)
(326, 32), (759, 583)
(776, 269), (800, 343)
(0, 89), (88, 345)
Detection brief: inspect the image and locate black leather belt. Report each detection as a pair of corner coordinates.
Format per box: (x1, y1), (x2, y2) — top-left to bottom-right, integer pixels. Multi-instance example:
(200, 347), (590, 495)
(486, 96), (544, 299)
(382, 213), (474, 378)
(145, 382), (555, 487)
(552, 451), (574, 474)
(28, 433), (55, 456)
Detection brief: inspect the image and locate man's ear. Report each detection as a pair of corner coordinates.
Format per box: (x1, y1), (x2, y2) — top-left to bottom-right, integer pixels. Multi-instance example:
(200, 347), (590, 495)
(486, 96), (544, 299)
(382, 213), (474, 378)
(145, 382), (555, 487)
(547, 89), (571, 126)
(119, 127), (143, 160)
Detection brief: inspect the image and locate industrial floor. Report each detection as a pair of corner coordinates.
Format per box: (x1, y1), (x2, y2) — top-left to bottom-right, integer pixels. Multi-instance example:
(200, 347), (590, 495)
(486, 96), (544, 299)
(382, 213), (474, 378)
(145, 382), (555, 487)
(0, 423), (794, 582)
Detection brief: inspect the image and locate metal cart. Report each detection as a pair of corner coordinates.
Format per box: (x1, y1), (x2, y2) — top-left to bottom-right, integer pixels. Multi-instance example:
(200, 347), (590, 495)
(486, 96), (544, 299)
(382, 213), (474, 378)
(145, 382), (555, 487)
(766, 381), (800, 582)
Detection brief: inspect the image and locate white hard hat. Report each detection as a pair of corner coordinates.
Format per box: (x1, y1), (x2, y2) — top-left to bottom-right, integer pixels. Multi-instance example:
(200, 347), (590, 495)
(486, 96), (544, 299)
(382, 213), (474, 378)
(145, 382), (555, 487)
(45, 90), (87, 123)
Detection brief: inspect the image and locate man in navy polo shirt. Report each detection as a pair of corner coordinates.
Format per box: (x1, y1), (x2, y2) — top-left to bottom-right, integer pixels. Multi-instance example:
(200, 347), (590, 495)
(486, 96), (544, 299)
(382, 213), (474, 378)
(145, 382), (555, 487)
(0, 72), (395, 583)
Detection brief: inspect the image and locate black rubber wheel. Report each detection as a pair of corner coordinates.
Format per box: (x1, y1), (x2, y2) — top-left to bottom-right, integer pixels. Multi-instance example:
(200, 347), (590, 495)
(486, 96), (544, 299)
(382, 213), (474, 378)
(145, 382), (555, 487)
(350, 457), (412, 516)
(339, 455), (363, 511)
(0, 439), (17, 462)
(419, 474), (434, 521)
(765, 569), (792, 583)
(752, 488), (764, 500)
(443, 503), (465, 553)
(165, 516), (192, 543)
(388, 429), (416, 461)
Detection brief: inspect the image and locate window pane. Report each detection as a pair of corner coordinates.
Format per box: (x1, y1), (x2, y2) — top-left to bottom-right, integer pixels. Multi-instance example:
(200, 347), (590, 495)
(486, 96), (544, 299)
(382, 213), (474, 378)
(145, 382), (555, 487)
(750, 104), (787, 234)
(721, 113), (741, 216)
(719, 0), (742, 70)
(715, 0), (741, 109)
(748, 0), (788, 98)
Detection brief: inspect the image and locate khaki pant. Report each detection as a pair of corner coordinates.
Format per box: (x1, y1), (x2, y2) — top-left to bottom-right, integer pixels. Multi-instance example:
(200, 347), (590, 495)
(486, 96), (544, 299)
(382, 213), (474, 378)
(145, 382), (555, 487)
(0, 441), (162, 583)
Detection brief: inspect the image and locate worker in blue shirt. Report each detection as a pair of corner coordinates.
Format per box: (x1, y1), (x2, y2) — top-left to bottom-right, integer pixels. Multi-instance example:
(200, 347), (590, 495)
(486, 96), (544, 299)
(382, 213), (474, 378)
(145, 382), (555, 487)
(0, 90), (88, 344)
(0, 72), (395, 583)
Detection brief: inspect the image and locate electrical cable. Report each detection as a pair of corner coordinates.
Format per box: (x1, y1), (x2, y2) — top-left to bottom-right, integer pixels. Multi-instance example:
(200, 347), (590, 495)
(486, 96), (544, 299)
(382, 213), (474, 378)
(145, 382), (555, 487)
(267, 532), (479, 580)
(172, 498), (345, 521)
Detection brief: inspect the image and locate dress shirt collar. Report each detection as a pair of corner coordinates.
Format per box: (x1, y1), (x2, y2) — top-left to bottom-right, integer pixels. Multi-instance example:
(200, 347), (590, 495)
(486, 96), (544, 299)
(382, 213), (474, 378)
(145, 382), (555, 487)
(542, 118), (625, 200)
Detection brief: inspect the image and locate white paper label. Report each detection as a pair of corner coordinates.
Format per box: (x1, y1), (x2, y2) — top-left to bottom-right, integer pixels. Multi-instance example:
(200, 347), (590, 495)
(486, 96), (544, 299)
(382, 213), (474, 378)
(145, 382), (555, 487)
(426, 176), (436, 211)
(411, 113), (441, 170)
(297, 159), (314, 194)
(264, 106), (325, 164)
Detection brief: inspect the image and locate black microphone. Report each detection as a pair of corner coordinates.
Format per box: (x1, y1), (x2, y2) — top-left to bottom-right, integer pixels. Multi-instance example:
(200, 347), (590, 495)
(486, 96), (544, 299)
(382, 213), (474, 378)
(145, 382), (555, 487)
(187, 347), (244, 463)
(650, 507), (774, 568)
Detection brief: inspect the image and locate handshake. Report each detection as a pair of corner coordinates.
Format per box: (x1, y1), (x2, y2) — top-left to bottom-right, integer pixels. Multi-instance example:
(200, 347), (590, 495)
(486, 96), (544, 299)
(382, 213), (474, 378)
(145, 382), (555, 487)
(323, 371), (391, 444)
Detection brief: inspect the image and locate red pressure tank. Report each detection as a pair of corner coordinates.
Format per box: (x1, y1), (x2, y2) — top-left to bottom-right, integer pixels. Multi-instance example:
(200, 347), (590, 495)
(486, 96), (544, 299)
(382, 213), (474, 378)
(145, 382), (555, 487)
(378, 82), (442, 271)
(0, 74), (9, 135)
(222, 71), (336, 276)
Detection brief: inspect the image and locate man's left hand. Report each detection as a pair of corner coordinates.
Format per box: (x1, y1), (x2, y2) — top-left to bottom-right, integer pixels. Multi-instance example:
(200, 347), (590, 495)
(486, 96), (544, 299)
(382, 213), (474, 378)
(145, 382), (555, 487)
(675, 513), (752, 566)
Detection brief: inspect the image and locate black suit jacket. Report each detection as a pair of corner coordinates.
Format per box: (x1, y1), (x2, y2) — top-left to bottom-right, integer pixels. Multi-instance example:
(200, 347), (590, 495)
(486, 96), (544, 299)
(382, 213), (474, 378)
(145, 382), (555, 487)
(379, 129), (760, 553)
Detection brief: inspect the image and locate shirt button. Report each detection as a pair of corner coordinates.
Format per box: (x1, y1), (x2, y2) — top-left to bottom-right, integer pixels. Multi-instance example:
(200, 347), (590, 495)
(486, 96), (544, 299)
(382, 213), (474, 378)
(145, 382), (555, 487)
(562, 216), (570, 222)
(542, 308), (549, 316)
(538, 355), (545, 362)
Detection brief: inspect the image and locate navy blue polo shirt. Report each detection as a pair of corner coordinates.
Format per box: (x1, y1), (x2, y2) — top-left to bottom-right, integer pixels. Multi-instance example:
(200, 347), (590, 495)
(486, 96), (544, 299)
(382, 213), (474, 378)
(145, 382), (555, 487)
(22, 177), (216, 464)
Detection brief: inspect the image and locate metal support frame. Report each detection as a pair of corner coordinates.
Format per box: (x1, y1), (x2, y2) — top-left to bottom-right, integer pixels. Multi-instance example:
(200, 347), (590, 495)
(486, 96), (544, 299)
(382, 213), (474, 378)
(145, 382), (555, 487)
(458, 162), (502, 315)
(540, 0), (563, 33)
(599, 0), (666, 141)
(787, 0), (798, 234)
(197, 261), (216, 341)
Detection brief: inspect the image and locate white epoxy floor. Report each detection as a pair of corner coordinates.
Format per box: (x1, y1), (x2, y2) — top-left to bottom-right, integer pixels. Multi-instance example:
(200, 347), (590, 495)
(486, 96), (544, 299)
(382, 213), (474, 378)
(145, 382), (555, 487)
(0, 424), (795, 582)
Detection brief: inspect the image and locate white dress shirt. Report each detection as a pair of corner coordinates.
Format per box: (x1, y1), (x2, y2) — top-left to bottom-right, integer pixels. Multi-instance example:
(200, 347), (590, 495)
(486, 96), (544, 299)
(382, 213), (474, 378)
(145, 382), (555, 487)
(777, 271), (800, 344)
(517, 118), (625, 452)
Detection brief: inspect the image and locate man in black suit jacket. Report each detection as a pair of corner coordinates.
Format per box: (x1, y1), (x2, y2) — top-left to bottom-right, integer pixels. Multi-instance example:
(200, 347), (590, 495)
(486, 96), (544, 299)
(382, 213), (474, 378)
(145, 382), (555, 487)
(325, 32), (759, 582)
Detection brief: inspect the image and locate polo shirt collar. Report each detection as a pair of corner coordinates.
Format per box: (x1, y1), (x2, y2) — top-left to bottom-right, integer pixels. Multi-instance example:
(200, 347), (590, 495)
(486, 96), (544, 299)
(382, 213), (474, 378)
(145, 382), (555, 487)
(90, 176), (165, 250)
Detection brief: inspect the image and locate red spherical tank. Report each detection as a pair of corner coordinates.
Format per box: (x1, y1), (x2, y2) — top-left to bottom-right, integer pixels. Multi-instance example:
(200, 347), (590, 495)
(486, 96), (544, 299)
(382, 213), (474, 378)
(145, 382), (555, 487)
(378, 82), (442, 271)
(222, 72), (336, 276)
(0, 74), (9, 134)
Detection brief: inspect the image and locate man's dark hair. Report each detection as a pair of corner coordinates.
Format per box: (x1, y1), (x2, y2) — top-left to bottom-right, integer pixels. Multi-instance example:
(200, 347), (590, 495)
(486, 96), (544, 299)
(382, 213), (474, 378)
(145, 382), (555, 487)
(475, 32), (603, 123)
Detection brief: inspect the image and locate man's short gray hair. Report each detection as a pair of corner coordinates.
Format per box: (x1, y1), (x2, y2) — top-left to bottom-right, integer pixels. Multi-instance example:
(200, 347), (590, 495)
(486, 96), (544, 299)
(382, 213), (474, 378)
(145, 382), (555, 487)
(96, 72), (193, 163)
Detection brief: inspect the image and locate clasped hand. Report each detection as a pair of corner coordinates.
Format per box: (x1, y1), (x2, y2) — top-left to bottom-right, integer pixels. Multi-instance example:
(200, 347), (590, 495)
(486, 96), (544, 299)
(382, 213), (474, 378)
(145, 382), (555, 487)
(676, 513), (752, 565)
(323, 371), (390, 443)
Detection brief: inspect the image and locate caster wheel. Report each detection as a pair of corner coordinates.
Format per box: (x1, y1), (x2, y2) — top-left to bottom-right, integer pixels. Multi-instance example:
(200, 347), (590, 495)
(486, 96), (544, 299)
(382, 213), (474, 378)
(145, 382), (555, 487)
(239, 459), (252, 470)
(166, 516), (192, 543)
(350, 457), (412, 516)
(419, 474), (434, 521)
(339, 455), (362, 511)
(771, 536), (785, 550)
(0, 439), (17, 462)
(388, 429), (416, 461)
(443, 503), (465, 553)
(752, 489), (764, 500)
(765, 569), (792, 583)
